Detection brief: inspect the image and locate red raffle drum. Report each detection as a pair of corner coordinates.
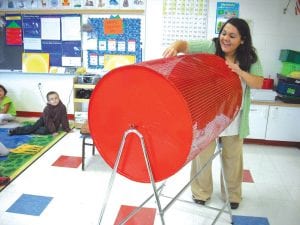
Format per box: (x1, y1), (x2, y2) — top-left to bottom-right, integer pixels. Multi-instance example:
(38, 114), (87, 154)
(88, 54), (242, 183)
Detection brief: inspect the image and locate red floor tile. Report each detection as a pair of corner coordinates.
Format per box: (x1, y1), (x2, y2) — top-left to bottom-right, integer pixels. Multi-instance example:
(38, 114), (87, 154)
(243, 169), (254, 183)
(52, 155), (82, 168)
(114, 205), (156, 225)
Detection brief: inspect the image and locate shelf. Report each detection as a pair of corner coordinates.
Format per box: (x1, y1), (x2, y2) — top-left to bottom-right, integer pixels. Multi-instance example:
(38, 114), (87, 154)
(0, 71), (75, 76)
(73, 78), (95, 129)
(74, 122), (84, 129)
(1, 9), (144, 15)
(251, 100), (300, 108)
(74, 84), (96, 89)
(74, 98), (90, 103)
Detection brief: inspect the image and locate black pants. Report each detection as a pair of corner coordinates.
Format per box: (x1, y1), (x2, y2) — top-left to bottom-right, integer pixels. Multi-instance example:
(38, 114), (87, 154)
(12, 118), (50, 135)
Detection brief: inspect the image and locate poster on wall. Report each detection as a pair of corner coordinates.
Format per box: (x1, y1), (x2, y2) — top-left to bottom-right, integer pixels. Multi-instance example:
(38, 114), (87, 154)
(0, 0), (145, 9)
(0, 0), (39, 9)
(22, 14), (82, 67)
(5, 14), (23, 45)
(0, 15), (24, 70)
(162, 0), (208, 48)
(215, 2), (239, 34)
(82, 14), (143, 75)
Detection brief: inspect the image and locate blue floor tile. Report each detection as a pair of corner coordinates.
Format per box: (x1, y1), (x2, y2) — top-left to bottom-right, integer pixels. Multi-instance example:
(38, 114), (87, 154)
(6, 193), (53, 216)
(233, 215), (270, 225)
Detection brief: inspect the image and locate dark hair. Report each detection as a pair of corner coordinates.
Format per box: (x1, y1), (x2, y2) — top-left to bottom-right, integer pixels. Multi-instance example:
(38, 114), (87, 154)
(213, 18), (258, 72)
(0, 84), (7, 95)
(46, 91), (59, 101)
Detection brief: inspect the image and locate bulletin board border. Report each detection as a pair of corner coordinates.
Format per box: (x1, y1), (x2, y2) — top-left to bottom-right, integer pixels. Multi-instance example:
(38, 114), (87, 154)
(0, 9), (144, 15)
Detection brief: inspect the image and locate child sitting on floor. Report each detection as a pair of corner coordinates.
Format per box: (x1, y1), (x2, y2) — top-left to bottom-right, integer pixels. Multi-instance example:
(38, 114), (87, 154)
(0, 84), (16, 125)
(8, 91), (71, 136)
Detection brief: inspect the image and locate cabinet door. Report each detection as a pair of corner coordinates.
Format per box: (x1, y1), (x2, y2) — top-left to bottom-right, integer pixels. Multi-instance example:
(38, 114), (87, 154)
(248, 104), (269, 139)
(266, 106), (300, 142)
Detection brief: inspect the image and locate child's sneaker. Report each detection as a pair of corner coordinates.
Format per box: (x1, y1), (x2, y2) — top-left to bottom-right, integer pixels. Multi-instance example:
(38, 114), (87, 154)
(0, 176), (10, 186)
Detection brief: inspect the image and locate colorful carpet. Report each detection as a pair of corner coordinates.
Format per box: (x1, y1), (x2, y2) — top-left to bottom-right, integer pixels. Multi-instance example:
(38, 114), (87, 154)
(0, 124), (67, 191)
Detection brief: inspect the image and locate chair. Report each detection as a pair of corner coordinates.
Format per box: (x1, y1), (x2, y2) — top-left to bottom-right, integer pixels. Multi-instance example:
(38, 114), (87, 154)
(80, 121), (95, 170)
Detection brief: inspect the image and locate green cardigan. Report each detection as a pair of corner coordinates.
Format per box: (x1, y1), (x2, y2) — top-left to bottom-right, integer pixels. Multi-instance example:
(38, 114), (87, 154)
(187, 40), (263, 138)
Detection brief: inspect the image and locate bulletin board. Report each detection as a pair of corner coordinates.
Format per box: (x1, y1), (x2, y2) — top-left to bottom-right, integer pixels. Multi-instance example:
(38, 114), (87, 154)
(1, 13), (144, 73)
(22, 14), (82, 68)
(82, 14), (143, 74)
(0, 13), (82, 71)
(0, 0), (145, 10)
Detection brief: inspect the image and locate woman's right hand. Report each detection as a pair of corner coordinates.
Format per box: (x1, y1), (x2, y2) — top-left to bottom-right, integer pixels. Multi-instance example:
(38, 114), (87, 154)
(162, 46), (178, 58)
(162, 40), (188, 58)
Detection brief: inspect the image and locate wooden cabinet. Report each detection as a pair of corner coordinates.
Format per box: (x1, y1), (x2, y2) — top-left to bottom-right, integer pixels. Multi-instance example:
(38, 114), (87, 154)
(73, 82), (95, 129)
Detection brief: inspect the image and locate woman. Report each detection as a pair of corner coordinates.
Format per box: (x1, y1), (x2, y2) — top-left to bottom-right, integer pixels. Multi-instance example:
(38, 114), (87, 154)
(163, 18), (264, 209)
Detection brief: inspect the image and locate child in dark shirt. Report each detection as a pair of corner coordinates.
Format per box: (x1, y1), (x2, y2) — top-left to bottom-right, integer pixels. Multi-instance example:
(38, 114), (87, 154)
(8, 91), (71, 136)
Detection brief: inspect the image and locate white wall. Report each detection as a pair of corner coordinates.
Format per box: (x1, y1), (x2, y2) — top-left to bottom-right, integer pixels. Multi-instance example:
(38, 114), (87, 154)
(1, 0), (299, 114)
(0, 73), (74, 114)
(145, 0), (300, 79)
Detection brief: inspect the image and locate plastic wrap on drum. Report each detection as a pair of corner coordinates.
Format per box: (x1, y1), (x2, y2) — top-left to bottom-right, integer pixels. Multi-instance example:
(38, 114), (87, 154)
(88, 53), (242, 183)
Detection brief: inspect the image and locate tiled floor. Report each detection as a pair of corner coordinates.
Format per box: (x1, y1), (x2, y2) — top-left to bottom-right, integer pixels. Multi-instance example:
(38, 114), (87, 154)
(0, 128), (299, 225)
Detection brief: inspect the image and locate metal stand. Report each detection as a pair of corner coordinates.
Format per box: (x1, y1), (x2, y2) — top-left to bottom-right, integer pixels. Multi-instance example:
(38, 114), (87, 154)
(97, 127), (233, 225)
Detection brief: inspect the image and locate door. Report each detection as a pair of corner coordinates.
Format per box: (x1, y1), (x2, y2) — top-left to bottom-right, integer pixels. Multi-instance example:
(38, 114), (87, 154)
(266, 106), (300, 142)
(248, 104), (269, 139)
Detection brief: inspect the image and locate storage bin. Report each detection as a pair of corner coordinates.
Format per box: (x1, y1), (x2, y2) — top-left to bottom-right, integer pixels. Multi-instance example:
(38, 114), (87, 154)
(280, 62), (300, 76)
(279, 49), (300, 64)
(276, 94), (300, 104)
(76, 89), (93, 99)
(276, 77), (300, 97)
(76, 75), (100, 84)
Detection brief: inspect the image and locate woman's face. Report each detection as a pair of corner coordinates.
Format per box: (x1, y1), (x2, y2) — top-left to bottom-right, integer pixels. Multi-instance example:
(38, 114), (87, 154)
(219, 23), (243, 57)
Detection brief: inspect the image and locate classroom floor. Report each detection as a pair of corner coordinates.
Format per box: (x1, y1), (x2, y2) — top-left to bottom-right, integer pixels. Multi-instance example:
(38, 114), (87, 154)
(0, 127), (299, 225)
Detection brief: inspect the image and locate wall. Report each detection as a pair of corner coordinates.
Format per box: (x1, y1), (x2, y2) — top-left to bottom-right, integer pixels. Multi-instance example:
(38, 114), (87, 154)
(145, 0), (300, 80)
(0, 73), (74, 114)
(1, 0), (299, 114)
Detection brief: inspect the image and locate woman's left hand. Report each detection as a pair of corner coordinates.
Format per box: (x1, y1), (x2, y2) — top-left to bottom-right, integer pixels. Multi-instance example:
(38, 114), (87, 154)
(225, 60), (264, 89)
(225, 61), (243, 77)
